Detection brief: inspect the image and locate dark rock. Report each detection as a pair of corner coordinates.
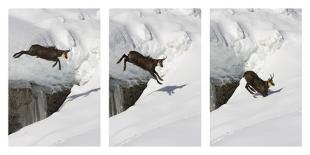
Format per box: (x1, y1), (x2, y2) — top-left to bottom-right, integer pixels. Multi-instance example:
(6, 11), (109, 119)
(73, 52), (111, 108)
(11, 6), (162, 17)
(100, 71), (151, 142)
(8, 87), (32, 134)
(109, 77), (147, 117)
(46, 90), (71, 116)
(8, 81), (71, 134)
(122, 82), (147, 110)
(210, 79), (240, 111)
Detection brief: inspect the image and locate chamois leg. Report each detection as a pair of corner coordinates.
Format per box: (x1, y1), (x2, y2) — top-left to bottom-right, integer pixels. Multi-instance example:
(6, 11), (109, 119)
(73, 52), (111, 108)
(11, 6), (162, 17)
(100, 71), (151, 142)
(123, 59), (127, 71)
(57, 58), (61, 70)
(245, 83), (255, 94)
(154, 70), (163, 81)
(150, 71), (162, 84)
(116, 54), (128, 64)
(13, 51), (27, 58)
(12, 51), (22, 58)
(52, 60), (58, 67)
(248, 85), (256, 93)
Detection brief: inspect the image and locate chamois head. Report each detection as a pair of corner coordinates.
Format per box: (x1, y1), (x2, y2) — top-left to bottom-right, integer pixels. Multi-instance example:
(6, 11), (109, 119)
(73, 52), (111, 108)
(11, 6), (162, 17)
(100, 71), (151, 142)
(61, 48), (71, 59)
(267, 74), (275, 87)
(157, 56), (167, 67)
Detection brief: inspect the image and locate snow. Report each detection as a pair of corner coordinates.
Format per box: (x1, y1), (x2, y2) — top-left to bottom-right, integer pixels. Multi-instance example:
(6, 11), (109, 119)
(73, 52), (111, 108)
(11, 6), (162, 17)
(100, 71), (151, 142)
(8, 9), (100, 146)
(211, 9), (301, 146)
(123, 116), (201, 146)
(109, 9), (201, 146)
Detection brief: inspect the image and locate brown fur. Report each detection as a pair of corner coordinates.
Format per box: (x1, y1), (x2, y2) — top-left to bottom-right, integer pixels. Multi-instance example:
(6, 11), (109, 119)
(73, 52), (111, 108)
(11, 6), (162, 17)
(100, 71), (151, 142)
(243, 71), (275, 97)
(116, 51), (166, 84)
(13, 44), (71, 70)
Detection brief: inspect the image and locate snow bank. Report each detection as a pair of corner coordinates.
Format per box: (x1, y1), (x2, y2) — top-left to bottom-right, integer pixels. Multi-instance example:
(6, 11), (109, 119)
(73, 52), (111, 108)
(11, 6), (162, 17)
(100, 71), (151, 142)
(211, 9), (301, 146)
(109, 9), (201, 146)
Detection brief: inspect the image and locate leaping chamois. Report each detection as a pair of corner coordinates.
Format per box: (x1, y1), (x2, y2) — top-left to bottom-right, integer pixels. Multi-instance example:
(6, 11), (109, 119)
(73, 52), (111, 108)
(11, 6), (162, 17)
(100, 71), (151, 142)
(13, 44), (71, 70)
(116, 51), (166, 84)
(243, 71), (275, 97)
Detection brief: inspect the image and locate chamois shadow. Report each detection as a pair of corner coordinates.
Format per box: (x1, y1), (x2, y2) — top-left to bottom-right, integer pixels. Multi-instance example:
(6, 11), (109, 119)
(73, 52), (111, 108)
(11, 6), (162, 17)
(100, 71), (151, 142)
(66, 88), (100, 102)
(253, 88), (283, 98)
(147, 84), (188, 96)
(268, 88), (283, 95)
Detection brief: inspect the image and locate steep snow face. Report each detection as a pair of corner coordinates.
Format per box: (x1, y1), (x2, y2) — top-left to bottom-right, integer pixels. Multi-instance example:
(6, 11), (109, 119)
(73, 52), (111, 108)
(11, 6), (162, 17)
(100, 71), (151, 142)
(9, 9), (100, 88)
(8, 9), (100, 146)
(211, 9), (301, 146)
(109, 9), (201, 146)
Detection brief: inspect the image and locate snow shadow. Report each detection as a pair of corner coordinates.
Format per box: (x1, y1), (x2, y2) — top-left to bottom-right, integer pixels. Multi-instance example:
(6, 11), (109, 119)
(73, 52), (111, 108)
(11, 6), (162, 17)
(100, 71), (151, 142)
(148, 84), (188, 96)
(253, 88), (283, 98)
(66, 88), (100, 101)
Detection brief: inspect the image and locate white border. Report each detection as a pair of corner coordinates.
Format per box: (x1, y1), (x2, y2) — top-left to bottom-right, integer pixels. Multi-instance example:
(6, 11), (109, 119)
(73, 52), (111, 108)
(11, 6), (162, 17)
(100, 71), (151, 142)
(0, 0), (309, 154)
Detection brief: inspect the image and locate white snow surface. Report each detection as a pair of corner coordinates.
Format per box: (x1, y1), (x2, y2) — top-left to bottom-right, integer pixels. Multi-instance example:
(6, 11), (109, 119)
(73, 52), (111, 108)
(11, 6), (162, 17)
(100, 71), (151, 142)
(8, 9), (100, 146)
(211, 9), (302, 146)
(109, 9), (201, 146)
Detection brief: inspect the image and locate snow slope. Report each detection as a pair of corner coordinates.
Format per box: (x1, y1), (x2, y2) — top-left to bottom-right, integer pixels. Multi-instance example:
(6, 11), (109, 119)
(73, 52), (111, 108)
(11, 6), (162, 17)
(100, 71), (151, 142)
(8, 9), (100, 146)
(211, 9), (301, 146)
(109, 9), (201, 146)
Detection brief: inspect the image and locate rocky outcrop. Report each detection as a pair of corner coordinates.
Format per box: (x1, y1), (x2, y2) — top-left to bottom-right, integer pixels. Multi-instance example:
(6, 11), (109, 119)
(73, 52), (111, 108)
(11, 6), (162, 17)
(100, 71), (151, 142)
(109, 77), (147, 117)
(210, 79), (240, 111)
(8, 81), (71, 134)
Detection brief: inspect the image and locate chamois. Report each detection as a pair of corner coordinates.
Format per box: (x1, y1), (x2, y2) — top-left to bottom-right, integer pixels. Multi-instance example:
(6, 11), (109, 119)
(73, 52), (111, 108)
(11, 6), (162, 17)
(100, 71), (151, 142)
(13, 44), (71, 70)
(243, 71), (275, 97)
(116, 51), (166, 84)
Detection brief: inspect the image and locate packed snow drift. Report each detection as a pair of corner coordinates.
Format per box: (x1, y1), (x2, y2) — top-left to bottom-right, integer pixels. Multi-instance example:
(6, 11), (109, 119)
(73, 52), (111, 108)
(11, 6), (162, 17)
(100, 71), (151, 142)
(9, 9), (100, 146)
(210, 9), (301, 146)
(109, 9), (201, 146)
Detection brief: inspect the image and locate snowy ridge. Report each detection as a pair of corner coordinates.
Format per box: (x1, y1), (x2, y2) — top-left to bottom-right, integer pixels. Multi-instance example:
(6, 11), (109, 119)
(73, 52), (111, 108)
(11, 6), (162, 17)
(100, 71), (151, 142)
(211, 9), (301, 146)
(109, 9), (201, 146)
